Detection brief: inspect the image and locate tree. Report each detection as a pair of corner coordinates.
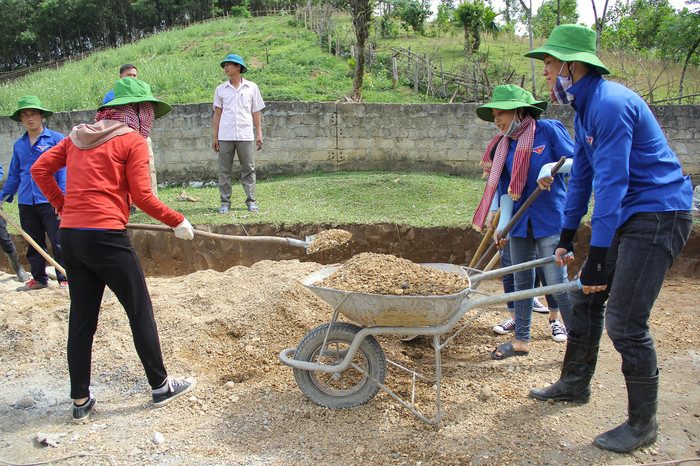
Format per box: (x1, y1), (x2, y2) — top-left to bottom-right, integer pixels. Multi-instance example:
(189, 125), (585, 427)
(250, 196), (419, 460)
(658, 2), (700, 100)
(519, 0), (537, 95)
(532, 0), (578, 38)
(601, 0), (674, 52)
(435, 0), (455, 33)
(454, 0), (501, 54)
(349, 0), (374, 100)
(591, 0), (610, 49)
(397, 0), (431, 33)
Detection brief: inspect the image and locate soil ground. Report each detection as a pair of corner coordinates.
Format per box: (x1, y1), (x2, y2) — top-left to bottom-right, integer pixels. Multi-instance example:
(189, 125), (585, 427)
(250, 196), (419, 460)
(0, 254), (698, 465)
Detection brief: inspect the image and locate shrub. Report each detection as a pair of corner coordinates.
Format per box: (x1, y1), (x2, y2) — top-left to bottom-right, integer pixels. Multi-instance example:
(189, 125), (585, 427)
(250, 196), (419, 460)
(230, 6), (251, 18)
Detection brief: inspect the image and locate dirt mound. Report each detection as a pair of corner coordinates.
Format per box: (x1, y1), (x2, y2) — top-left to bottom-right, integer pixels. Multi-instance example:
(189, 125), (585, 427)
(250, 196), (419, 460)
(0, 261), (698, 465)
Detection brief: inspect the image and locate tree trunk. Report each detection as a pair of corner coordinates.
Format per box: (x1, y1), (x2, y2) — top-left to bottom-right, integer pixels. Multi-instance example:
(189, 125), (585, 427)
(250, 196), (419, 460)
(679, 34), (700, 102)
(350, 0), (372, 100)
(463, 27), (470, 55)
(472, 27), (481, 53)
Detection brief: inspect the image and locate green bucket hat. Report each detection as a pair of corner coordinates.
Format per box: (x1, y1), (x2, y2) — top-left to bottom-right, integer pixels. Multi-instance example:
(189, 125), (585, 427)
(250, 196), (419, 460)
(10, 95), (53, 121)
(220, 53), (248, 73)
(98, 77), (172, 119)
(524, 24), (610, 75)
(476, 85), (548, 122)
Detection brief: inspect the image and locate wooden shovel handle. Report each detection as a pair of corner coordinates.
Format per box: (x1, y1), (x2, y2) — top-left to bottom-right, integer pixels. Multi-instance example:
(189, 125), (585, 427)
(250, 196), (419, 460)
(125, 223), (308, 248)
(473, 156), (567, 271)
(0, 207), (67, 277)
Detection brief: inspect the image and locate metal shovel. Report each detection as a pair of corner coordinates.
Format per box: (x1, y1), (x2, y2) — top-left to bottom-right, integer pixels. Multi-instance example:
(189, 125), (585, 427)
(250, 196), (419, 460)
(126, 223), (314, 251)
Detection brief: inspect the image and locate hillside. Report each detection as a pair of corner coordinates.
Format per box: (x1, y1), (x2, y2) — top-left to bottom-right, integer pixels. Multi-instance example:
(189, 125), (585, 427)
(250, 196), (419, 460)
(0, 13), (698, 115)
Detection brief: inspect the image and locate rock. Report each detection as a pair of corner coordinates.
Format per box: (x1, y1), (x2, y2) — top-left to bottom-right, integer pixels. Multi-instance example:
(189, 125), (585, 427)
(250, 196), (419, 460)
(152, 432), (165, 445)
(223, 381), (236, 390)
(15, 395), (36, 408)
(479, 386), (492, 401)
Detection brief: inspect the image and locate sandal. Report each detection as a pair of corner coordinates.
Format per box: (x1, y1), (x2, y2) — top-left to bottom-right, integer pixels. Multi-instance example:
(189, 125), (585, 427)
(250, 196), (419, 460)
(490, 342), (529, 360)
(217, 205), (229, 214)
(248, 204), (259, 212)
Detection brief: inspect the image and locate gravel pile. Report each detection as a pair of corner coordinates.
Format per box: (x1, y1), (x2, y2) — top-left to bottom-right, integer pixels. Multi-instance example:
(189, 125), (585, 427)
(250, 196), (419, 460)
(306, 229), (353, 254)
(317, 252), (471, 295)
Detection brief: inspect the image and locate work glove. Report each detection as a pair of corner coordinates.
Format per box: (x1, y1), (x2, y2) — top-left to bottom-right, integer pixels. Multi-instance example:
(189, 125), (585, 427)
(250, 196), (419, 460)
(173, 218), (194, 240)
(579, 246), (609, 287)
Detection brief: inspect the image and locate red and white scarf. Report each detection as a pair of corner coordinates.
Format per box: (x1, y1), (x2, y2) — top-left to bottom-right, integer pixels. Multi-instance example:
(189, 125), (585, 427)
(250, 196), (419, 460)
(471, 115), (536, 230)
(95, 102), (155, 139)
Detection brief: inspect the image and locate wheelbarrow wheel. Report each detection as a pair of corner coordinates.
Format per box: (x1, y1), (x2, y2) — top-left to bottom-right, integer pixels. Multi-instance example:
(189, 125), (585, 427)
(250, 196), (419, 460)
(293, 322), (386, 409)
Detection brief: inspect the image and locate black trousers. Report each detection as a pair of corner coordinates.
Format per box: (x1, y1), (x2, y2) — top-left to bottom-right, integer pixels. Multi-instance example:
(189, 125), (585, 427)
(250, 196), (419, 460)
(0, 215), (17, 255)
(18, 203), (67, 284)
(60, 228), (167, 399)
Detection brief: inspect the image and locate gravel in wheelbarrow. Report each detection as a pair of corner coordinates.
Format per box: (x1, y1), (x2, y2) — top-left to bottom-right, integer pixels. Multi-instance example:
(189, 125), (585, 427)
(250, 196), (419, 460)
(305, 253), (472, 327)
(317, 253), (471, 296)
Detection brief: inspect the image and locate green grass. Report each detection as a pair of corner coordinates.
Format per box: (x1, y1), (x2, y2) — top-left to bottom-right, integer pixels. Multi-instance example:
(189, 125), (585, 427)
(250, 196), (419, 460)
(0, 171), (486, 230)
(2, 13), (696, 115)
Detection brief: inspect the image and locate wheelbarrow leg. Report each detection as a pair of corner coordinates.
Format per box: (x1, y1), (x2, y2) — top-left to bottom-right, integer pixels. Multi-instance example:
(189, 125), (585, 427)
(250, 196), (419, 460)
(433, 333), (443, 424)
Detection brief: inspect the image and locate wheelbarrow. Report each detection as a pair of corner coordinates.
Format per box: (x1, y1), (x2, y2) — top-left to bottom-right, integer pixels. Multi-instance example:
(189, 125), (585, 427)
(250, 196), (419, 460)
(279, 256), (580, 425)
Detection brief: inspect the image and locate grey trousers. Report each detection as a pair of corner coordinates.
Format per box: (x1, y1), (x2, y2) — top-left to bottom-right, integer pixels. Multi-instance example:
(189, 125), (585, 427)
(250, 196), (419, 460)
(218, 140), (256, 207)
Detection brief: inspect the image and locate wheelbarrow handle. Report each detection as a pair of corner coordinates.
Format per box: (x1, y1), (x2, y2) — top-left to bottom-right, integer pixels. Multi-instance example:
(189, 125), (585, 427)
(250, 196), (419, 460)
(473, 156), (567, 271)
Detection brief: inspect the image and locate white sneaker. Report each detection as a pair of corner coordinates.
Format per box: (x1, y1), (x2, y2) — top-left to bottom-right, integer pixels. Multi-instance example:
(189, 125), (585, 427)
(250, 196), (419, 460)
(548, 319), (568, 342)
(533, 297), (549, 314)
(493, 317), (516, 335)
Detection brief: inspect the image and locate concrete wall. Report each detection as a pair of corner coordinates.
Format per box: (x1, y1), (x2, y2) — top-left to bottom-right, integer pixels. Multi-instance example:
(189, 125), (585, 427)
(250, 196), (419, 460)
(1, 102), (698, 184)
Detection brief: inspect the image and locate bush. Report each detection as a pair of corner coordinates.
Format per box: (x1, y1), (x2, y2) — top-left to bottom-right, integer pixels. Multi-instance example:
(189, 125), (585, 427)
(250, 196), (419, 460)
(230, 6), (251, 18)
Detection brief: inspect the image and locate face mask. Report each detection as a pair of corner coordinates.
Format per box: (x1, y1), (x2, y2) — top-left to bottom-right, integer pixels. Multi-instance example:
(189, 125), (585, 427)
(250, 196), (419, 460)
(503, 113), (521, 138)
(551, 62), (575, 104)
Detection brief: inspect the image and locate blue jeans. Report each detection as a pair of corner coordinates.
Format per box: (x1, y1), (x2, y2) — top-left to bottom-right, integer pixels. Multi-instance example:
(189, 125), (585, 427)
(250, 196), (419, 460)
(509, 230), (572, 343)
(500, 241), (514, 310)
(568, 211), (693, 377)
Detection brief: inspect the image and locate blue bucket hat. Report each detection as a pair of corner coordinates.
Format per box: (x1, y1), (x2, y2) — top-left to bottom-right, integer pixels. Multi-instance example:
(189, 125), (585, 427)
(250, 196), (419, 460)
(220, 54), (247, 73)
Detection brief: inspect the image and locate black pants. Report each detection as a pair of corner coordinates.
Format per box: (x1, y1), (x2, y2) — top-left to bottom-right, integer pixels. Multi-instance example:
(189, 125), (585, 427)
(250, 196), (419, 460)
(61, 228), (167, 399)
(0, 215), (17, 255)
(18, 203), (66, 284)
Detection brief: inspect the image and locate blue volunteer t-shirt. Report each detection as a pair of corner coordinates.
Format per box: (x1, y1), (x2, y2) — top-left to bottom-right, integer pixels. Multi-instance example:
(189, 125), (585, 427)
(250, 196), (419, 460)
(564, 71), (693, 247)
(497, 119), (574, 239)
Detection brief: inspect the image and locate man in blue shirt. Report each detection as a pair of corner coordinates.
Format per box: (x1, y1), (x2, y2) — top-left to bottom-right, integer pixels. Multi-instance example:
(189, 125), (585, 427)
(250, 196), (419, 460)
(103, 64), (159, 206)
(1, 96), (68, 290)
(524, 25), (694, 454)
(102, 64), (138, 105)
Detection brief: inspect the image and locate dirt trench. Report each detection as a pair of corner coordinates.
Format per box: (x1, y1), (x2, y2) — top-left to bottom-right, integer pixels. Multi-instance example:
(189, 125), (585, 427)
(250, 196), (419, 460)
(2, 223), (699, 278)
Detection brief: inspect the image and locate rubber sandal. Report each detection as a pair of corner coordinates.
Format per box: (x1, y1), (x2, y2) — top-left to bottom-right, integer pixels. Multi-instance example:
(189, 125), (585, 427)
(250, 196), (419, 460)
(248, 204), (259, 212)
(217, 205), (229, 214)
(490, 342), (529, 360)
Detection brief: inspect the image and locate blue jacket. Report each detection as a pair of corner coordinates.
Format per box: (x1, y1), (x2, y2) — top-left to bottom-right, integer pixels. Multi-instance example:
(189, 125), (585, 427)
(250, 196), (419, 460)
(497, 119), (574, 239)
(1, 128), (66, 205)
(102, 89), (115, 105)
(564, 71), (693, 247)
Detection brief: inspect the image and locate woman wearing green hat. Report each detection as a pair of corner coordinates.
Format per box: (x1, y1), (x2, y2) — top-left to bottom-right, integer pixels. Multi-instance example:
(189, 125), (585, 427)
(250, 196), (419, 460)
(525, 24), (693, 454)
(31, 77), (197, 422)
(472, 84), (574, 360)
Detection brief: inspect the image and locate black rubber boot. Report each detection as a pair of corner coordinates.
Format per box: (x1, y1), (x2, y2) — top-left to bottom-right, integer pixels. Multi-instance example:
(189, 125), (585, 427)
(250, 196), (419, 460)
(5, 250), (30, 282)
(593, 371), (659, 453)
(529, 336), (599, 403)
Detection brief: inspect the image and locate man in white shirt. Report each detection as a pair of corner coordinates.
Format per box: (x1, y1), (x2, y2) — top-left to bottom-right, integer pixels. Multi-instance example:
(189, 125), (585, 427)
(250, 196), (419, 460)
(212, 54), (265, 213)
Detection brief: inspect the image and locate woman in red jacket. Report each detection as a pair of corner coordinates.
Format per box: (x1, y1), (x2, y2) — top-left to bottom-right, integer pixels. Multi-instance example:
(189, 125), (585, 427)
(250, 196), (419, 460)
(32, 78), (196, 422)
